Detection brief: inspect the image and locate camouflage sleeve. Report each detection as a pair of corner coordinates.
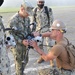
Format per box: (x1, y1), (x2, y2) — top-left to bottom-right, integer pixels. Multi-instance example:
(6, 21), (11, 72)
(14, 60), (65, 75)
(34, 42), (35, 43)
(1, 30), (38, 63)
(30, 8), (37, 31)
(32, 8), (36, 23)
(7, 18), (23, 44)
(49, 8), (54, 26)
(0, 16), (4, 29)
(27, 17), (32, 34)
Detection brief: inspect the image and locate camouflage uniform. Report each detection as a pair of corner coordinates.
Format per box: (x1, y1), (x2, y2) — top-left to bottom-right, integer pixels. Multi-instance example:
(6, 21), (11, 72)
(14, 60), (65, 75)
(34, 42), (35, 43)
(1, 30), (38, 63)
(32, 6), (55, 65)
(38, 65), (72, 75)
(32, 6), (54, 51)
(0, 16), (11, 75)
(59, 69), (72, 75)
(8, 13), (31, 75)
(49, 67), (72, 75)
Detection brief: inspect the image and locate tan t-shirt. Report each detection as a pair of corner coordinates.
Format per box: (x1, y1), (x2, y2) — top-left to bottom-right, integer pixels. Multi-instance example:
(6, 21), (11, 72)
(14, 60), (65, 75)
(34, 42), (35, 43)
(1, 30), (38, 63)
(50, 37), (73, 69)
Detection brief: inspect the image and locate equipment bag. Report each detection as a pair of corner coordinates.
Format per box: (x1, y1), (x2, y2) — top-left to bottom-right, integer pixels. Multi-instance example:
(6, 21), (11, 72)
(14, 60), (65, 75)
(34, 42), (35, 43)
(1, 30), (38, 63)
(62, 38), (75, 68)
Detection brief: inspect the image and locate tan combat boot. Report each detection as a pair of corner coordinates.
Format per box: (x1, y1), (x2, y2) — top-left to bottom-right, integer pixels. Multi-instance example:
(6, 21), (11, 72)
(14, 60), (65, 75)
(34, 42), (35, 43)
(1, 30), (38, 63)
(37, 57), (44, 63)
(50, 60), (54, 67)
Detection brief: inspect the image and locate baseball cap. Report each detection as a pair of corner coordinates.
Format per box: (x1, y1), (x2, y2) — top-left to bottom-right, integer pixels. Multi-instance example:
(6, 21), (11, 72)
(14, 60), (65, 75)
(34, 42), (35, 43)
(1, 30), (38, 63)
(50, 19), (67, 32)
(21, 1), (33, 15)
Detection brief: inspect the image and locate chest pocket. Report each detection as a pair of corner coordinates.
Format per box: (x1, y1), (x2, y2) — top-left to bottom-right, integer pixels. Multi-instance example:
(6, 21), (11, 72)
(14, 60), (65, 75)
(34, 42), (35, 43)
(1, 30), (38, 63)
(18, 19), (29, 31)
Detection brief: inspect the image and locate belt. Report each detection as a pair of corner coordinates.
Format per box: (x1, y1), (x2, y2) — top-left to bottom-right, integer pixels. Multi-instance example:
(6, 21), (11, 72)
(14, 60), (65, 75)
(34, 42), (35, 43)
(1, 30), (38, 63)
(61, 68), (72, 72)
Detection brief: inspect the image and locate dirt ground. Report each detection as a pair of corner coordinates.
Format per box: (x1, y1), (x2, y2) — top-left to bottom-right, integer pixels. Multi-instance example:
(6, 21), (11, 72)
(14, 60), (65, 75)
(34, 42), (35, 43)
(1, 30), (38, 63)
(0, 7), (75, 75)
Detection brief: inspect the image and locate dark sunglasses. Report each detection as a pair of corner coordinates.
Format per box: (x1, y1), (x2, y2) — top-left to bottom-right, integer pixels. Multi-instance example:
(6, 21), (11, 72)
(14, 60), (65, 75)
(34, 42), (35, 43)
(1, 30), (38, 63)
(38, 1), (44, 3)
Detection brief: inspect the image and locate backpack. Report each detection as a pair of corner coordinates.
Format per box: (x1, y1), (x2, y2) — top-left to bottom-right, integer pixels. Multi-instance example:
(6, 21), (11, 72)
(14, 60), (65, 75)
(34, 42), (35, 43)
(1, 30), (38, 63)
(34, 6), (52, 25)
(62, 38), (75, 69)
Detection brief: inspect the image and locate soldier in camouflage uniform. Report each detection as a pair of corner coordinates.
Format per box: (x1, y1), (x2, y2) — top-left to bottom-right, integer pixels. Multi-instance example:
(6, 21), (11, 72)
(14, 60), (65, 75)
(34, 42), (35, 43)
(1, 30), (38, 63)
(0, 16), (11, 75)
(32, 0), (55, 64)
(0, 1), (11, 75)
(7, 2), (33, 75)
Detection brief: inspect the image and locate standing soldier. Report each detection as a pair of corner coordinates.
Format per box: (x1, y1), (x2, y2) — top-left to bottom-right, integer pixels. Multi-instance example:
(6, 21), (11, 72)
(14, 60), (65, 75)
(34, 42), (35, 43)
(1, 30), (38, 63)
(0, 0), (11, 75)
(32, 0), (55, 65)
(7, 2), (33, 75)
(0, 16), (11, 75)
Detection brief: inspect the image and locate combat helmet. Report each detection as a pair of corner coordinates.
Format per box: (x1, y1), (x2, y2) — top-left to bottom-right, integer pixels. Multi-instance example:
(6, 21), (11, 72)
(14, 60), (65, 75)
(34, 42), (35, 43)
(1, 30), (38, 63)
(50, 19), (67, 33)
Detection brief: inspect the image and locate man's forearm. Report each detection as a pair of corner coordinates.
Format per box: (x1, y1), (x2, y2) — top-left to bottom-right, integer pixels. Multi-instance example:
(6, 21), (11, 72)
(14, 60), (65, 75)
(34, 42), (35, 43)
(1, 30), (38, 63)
(41, 32), (51, 37)
(34, 46), (50, 61)
(34, 45), (46, 55)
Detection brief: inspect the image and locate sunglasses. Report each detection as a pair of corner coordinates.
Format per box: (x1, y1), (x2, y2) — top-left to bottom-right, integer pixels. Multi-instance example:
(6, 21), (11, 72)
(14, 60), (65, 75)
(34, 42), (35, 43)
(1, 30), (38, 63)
(38, 1), (44, 3)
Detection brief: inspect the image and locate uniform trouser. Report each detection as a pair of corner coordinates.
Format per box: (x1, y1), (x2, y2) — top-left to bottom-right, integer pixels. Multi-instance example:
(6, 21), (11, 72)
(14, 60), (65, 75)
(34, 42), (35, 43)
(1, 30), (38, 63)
(37, 27), (55, 65)
(39, 37), (55, 66)
(49, 67), (72, 75)
(11, 44), (29, 75)
(0, 52), (11, 75)
(44, 37), (55, 51)
(37, 27), (55, 51)
(59, 68), (72, 75)
(38, 66), (72, 75)
(0, 62), (11, 75)
(39, 35), (55, 51)
(45, 37), (55, 66)
(0, 71), (11, 75)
